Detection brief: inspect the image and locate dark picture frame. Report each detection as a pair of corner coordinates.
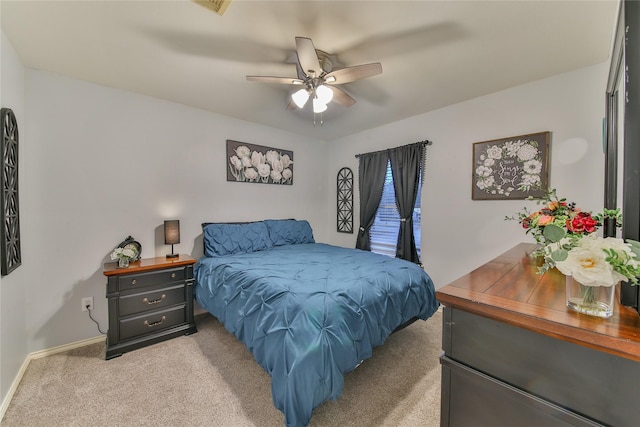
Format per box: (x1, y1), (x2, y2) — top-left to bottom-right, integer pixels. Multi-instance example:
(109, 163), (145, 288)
(0, 108), (21, 276)
(226, 140), (294, 185)
(472, 131), (550, 200)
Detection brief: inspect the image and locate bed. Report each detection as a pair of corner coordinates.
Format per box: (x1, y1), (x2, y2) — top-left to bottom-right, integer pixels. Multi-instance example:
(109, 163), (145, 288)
(193, 219), (438, 427)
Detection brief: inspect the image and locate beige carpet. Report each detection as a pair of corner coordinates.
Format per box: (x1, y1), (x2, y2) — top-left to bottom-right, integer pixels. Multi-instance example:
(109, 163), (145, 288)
(2, 309), (442, 427)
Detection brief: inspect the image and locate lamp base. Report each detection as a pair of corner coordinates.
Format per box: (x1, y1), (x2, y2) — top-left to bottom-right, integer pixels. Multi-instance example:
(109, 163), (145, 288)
(166, 253), (179, 259)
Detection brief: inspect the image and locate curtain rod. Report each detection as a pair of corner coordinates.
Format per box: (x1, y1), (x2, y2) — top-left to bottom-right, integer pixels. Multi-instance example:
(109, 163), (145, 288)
(354, 140), (432, 158)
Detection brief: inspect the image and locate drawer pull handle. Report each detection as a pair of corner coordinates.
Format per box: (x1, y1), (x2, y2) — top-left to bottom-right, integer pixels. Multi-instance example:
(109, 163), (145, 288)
(171, 273), (176, 279)
(131, 279), (137, 285)
(144, 316), (166, 328)
(142, 294), (166, 305)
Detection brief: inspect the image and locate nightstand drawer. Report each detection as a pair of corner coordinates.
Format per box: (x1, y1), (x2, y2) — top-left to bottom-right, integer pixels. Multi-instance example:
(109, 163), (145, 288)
(118, 284), (186, 317)
(116, 267), (186, 292)
(119, 305), (186, 341)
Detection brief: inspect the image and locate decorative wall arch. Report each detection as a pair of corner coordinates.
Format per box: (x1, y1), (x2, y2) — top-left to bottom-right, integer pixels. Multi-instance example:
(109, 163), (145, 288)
(1, 108), (21, 276)
(337, 167), (353, 233)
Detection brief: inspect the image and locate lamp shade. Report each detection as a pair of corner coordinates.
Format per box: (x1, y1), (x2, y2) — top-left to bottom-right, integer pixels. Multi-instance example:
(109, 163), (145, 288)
(164, 220), (180, 245)
(313, 98), (328, 113)
(292, 88), (310, 108)
(315, 85), (333, 104)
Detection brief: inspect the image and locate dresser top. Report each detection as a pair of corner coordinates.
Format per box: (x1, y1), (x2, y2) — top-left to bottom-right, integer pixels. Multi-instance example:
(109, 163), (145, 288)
(103, 254), (196, 276)
(436, 243), (640, 362)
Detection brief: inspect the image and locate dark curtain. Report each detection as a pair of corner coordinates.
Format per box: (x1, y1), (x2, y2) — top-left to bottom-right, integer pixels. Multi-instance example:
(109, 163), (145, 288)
(389, 143), (424, 263)
(355, 151), (388, 251)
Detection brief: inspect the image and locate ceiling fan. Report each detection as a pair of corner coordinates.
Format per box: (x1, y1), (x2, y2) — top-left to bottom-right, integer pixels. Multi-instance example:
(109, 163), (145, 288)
(246, 37), (382, 118)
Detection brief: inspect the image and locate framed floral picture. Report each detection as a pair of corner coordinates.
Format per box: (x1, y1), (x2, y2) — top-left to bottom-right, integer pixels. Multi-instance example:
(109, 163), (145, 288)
(226, 140), (293, 185)
(472, 131), (550, 200)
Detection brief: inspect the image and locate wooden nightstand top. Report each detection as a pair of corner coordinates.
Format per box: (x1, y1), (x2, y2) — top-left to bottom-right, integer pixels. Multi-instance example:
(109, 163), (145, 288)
(103, 254), (196, 276)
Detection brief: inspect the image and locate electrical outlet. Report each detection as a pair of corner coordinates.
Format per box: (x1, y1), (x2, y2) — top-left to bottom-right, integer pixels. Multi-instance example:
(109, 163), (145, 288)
(81, 297), (94, 312)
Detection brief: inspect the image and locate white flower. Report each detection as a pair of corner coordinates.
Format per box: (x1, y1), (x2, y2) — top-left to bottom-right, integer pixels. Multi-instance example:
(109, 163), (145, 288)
(523, 159), (542, 175)
(241, 156), (252, 168)
(244, 167), (258, 181)
(519, 174), (540, 186)
(475, 165), (492, 178)
(250, 151), (265, 168)
(555, 235), (639, 287)
(504, 140), (524, 157)
(229, 155), (243, 170)
(110, 247), (138, 261)
(476, 176), (495, 190)
(516, 143), (538, 161)
(282, 168), (292, 181)
(271, 157), (284, 173)
(486, 146), (503, 160)
(281, 154), (293, 168)
(270, 170), (282, 182)
(265, 150), (280, 165)
(483, 158), (495, 167)
(235, 146), (251, 158)
(257, 163), (271, 178)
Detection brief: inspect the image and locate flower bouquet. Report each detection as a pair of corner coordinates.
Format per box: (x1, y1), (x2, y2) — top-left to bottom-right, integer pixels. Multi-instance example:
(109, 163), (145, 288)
(542, 224), (640, 317)
(110, 246), (139, 268)
(505, 188), (618, 257)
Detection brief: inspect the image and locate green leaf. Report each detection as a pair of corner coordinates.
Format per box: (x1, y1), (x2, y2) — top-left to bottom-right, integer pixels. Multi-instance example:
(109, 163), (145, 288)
(551, 249), (568, 262)
(543, 224), (566, 243)
(627, 239), (640, 259)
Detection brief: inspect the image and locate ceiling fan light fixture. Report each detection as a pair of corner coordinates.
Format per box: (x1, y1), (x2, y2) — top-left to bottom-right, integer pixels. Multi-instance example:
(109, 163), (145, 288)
(313, 98), (328, 113)
(292, 88), (310, 108)
(316, 85), (333, 104)
(325, 76), (336, 83)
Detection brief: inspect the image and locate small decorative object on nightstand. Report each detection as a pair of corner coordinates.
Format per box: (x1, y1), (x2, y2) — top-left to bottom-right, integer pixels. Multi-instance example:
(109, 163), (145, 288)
(103, 254), (197, 359)
(164, 220), (180, 258)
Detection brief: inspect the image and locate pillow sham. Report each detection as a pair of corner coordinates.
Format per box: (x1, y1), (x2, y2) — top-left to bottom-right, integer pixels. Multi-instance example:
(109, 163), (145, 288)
(203, 221), (273, 257)
(265, 219), (315, 246)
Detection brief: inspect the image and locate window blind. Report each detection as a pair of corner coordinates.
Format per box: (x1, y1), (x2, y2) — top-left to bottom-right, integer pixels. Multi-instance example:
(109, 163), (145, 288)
(370, 161), (422, 257)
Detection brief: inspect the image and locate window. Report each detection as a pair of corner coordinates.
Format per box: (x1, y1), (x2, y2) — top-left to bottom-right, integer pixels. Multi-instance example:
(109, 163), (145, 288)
(370, 160), (422, 258)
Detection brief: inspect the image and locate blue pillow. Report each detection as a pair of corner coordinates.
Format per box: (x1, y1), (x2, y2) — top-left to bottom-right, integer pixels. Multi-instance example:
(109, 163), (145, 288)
(203, 222), (273, 257)
(265, 219), (315, 246)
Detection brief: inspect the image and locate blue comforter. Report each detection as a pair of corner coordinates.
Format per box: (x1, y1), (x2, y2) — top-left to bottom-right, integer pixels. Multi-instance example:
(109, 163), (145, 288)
(194, 243), (438, 426)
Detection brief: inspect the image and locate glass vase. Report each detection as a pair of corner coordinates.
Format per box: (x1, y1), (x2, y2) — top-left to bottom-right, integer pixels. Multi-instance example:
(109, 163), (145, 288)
(117, 257), (129, 268)
(565, 276), (615, 318)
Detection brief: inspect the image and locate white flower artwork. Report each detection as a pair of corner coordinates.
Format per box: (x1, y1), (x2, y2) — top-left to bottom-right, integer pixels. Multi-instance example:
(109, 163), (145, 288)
(472, 132), (549, 200)
(226, 140), (294, 185)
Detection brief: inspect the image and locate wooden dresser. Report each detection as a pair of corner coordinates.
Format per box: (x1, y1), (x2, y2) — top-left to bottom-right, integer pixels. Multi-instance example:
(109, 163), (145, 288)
(103, 255), (197, 359)
(436, 243), (640, 427)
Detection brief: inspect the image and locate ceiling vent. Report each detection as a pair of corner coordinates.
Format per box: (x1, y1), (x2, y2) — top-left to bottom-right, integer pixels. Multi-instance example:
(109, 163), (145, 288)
(194, 0), (231, 16)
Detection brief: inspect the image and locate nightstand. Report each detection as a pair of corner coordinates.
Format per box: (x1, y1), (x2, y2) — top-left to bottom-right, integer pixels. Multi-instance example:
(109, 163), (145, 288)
(103, 254), (197, 359)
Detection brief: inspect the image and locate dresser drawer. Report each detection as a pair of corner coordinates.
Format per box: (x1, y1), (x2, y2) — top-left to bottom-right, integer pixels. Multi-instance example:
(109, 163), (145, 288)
(118, 284), (186, 317)
(445, 307), (639, 426)
(440, 356), (601, 427)
(115, 266), (186, 292)
(119, 305), (186, 341)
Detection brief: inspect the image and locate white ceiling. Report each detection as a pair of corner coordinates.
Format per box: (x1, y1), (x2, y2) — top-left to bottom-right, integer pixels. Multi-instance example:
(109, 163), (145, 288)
(1, 0), (619, 140)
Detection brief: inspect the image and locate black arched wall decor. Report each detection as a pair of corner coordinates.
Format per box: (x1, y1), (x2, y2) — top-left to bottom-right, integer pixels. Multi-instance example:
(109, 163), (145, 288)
(337, 167), (354, 233)
(1, 108), (21, 276)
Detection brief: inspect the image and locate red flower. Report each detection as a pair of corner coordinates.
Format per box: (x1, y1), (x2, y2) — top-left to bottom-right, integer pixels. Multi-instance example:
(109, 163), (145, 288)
(566, 212), (598, 234)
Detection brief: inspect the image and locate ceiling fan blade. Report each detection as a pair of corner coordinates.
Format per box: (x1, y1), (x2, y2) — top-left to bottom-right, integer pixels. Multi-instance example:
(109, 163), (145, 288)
(325, 63), (382, 84)
(246, 76), (304, 85)
(329, 86), (356, 107)
(295, 37), (322, 78)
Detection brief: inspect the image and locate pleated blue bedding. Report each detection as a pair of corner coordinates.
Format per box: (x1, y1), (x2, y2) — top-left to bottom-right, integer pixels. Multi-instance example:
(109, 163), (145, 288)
(194, 243), (438, 427)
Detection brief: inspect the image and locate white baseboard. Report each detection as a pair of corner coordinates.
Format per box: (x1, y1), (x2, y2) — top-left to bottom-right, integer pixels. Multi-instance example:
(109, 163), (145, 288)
(0, 335), (104, 421)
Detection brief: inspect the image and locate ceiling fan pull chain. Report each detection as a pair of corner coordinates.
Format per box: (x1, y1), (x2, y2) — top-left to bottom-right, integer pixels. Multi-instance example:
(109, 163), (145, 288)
(313, 112), (324, 127)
